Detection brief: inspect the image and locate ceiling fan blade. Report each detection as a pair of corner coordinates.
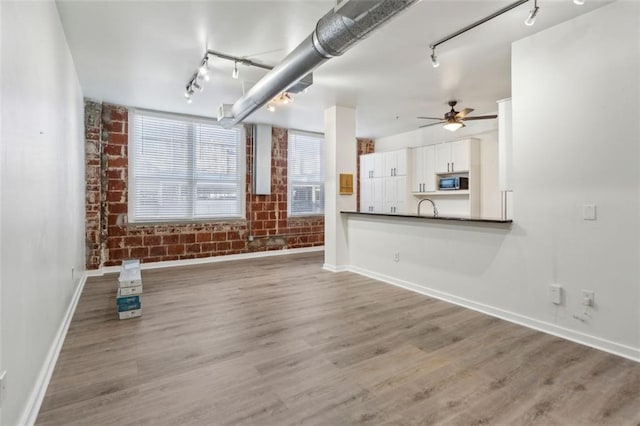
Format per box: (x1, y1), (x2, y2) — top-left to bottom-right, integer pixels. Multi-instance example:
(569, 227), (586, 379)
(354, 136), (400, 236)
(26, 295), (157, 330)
(419, 121), (445, 128)
(462, 114), (498, 121)
(417, 116), (444, 120)
(455, 108), (474, 118)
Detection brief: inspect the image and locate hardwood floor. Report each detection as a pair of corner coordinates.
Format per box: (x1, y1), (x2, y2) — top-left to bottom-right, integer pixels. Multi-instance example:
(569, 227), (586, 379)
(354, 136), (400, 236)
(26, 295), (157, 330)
(37, 252), (640, 425)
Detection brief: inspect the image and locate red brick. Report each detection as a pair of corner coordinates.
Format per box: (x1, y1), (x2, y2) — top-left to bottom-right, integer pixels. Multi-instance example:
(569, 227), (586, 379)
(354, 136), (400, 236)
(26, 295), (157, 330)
(212, 232), (227, 241)
(255, 211), (268, 221)
(108, 179), (126, 192)
(167, 244), (185, 255)
(106, 121), (123, 133)
(227, 231), (240, 241)
(109, 203), (127, 214)
(217, 242), (230, 251)
(103, 144), (123, 156)
(149, 246), (167, 256)
(106, 237), (123, 249)
(108, 226), (126, 237)
(201, 242), (216, 252)
(162, 234), (180, 244)
(107, 191), (124, 203)
(124, 236), (142, 246)
(264, 221), (276, 230)
(108, 133), (128, 146)
(231, 240), (246, 250)
(196, 232), (212, 242)
(107, 169), (123, 179)
(110, 108), (128, 121)
(130, 247), (149, 259)
(186, 243), (201, 254)
(180, 234), (195, 244)
(109, 248), (128, 261)
(108, 156), (128, 168)
(143, 235), (162, 246)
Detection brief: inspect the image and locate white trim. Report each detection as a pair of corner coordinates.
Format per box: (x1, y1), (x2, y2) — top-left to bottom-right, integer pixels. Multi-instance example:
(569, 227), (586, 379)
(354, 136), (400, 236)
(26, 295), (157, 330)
(346, 265), (640, 363)
(89, 246), (325, 275)
(322, 264), (348, 273)
(19, 274), (88, 426)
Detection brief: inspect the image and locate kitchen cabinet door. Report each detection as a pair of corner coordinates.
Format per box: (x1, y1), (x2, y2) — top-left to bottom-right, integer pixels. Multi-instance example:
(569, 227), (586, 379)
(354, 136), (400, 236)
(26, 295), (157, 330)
(360, 178), (372, 212)
(395, 175), (407, 213)
(411, 147), (424, 192)
(435, 143), (451, 173)
(451, 139), (470, 172)
(372, 178), (383, 212)
(423, 145), (437, 192)
(372, 153), (384, 178)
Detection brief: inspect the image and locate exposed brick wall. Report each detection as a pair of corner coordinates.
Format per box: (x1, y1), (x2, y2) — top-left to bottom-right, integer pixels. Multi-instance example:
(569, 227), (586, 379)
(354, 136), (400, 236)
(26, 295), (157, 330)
(356, 138), (375, 211)
(84, 100), (103, 269)
(85, 101), (325, 269)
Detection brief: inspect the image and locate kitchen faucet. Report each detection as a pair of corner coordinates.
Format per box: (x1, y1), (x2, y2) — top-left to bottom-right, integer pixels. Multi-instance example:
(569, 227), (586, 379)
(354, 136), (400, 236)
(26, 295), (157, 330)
(418, 198), (438, 217)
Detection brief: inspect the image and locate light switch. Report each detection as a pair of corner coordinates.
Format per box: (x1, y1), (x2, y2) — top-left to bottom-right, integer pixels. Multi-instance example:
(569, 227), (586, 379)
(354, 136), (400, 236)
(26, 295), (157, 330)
(583, 204), (597, 221)
(549, 284), (563, 305)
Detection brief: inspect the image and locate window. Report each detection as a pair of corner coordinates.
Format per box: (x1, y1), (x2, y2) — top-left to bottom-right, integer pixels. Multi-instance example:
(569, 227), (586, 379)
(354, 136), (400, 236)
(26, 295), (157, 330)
(128, 110), (244, 222)
(287, 130), (324, 216)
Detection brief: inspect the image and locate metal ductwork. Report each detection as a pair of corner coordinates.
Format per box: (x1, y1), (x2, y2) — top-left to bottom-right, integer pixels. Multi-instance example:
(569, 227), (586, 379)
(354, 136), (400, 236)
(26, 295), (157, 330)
(219, 0), (418, 128)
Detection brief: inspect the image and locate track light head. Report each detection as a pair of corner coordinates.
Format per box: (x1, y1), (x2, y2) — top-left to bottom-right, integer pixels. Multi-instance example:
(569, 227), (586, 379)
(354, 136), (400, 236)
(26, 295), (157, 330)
(198, 62), (209, 77)
(232, 62), (239, 79)
(267, 103), (275, 112)
(524, 5), (539, 26)
(193, 82), (203, 92)
(429, 47), (439, 68)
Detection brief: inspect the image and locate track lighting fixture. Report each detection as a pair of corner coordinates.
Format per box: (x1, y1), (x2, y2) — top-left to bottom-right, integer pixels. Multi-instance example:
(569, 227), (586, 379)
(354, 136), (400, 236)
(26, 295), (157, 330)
(573, 0), (584, 5)
(183, 49), (312, 105)
(524, 0), (539, 26)
(430, 48), (439, 68)
(427, 0), (530, 67)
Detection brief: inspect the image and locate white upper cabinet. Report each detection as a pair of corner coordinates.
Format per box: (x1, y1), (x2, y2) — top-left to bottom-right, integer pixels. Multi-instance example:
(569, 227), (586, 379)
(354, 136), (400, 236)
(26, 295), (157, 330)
(451, 140), (471, 172)
(382, 149), (408, 177)
(435, 140), (471, 173)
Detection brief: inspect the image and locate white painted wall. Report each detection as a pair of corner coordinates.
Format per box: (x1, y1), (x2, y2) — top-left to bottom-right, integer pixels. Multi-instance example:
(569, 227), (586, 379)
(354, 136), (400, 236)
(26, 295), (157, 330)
(375, 115), (501, 218)
(345, 1), (640, 360)
(324, 106), (357, 271)
(1, 1), (85, 424)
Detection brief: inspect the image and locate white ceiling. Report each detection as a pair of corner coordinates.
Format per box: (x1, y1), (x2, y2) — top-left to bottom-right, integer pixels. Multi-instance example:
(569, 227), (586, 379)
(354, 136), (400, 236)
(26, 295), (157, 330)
(56, 0), (611, 139)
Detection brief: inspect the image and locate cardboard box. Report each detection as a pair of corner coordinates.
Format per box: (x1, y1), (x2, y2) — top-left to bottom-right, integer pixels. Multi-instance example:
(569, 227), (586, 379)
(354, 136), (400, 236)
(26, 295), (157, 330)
(118, 308), (142, 320)
(117, 285), (143, 297)
(118, 264), (142, 288)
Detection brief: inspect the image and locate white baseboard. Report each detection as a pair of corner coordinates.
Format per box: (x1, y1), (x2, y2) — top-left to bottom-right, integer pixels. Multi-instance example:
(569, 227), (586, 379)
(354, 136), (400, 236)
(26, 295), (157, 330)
(89, 246), (325, 275)
(322, 263), (348, 273)
(347, 265), (640, 363)
(19, 274), (88, 426)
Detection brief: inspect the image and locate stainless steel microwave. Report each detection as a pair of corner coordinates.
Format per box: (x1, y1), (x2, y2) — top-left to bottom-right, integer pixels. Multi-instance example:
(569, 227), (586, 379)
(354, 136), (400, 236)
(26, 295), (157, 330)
(439, 176), (469, 190)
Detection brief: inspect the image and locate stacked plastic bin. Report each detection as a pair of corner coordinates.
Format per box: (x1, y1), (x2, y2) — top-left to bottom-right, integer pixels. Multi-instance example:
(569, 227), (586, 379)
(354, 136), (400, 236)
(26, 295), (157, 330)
(117, 259), (142, 319)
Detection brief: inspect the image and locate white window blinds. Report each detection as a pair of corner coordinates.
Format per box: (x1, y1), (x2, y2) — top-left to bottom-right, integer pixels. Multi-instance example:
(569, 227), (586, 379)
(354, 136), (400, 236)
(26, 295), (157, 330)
(287, 130), (325, 216)
(129, 110), (244, 222)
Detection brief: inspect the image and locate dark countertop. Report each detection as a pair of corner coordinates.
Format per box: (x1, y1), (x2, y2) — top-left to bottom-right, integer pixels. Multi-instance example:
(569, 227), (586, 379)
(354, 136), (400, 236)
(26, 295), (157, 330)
(340, 211), (513, 224)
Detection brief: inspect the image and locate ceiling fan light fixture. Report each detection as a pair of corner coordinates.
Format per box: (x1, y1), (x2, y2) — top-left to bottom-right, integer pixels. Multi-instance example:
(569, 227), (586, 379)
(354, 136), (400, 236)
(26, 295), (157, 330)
(443, 121), (464, 132)
(573, 0), (585, 4)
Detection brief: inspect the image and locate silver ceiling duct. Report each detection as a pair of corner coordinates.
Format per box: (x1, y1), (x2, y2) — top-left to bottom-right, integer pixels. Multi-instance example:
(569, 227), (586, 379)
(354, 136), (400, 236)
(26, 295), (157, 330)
(219, 0), (418, 128)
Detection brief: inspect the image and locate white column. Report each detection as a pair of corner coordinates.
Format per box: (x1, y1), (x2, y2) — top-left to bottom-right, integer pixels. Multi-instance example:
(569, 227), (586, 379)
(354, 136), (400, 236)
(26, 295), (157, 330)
(323, 106), (357, 271)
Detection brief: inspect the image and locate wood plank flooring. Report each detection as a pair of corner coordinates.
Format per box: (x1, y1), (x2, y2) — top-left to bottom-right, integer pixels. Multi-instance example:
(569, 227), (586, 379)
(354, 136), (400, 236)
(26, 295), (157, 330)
(37, 252), (640, 425)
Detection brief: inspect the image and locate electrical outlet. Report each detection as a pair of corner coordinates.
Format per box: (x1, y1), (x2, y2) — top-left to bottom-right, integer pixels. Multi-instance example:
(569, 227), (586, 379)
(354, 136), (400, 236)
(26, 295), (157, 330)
(583, 204), (597, 220)
(394, 252), (400, 262)
(0, 370), (7, 404)
(248, 235), (254, 242)
(549, 284), (563, 305)
(582, 290), (595, 307)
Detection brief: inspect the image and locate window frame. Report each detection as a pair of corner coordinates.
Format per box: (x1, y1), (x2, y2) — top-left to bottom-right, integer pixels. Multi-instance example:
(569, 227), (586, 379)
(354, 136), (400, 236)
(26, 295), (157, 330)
(128, 108), (246, 224)
(287, 129), (325, 217)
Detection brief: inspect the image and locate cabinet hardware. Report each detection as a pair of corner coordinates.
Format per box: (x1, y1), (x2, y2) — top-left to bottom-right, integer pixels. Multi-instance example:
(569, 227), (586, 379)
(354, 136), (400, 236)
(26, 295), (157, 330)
(452, 162), (454, 172)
